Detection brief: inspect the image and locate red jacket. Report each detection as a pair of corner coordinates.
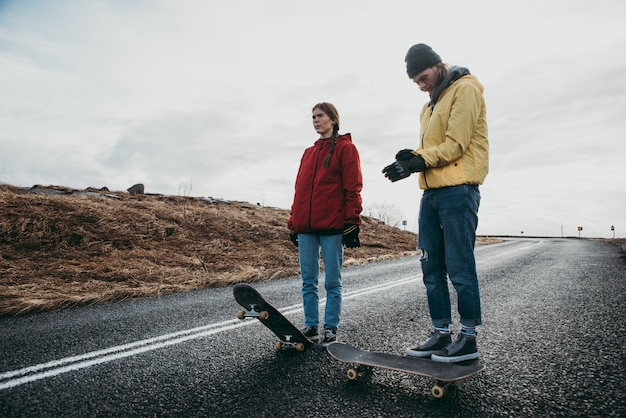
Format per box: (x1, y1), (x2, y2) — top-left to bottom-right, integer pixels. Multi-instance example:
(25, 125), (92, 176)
(288, 133), (363, 234)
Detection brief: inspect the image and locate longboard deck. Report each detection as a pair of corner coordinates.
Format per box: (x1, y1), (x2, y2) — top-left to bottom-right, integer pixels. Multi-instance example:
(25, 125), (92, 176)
(327, 342), (484, 397)
(233, 283), (313, 350)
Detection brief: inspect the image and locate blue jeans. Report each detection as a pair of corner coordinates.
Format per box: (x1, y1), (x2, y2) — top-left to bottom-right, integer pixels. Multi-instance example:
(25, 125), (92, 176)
(418, 184), (482, 328)
(298, 233), (343, 330)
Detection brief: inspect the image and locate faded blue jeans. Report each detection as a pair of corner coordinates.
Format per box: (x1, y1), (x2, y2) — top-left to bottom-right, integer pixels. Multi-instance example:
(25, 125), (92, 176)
(298, 233), (343, 330)
(418, 184), (482, 329)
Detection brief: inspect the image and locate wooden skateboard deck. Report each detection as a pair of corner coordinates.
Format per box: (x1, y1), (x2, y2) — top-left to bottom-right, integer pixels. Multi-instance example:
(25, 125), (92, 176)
(327, 342), (485, 398)
(233, 284), (313, 351)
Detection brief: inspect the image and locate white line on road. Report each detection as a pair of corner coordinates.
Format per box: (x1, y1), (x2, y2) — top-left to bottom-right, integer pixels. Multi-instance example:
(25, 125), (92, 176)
(0, 275), (421, 390)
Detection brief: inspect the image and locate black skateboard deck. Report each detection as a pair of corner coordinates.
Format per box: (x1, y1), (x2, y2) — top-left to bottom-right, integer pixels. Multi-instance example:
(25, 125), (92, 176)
(327, 342), (485, 398)
(233, 283), (313, 351)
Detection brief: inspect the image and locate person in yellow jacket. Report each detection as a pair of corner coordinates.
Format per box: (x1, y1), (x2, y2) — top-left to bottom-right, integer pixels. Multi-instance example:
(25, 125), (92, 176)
(383, 43), (489, 363)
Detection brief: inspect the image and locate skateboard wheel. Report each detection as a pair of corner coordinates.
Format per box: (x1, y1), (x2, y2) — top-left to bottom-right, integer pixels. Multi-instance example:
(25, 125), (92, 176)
(259, 311), (269, 320)
(431, 385), (445, 398)
(275, 341), (282, 351)
(347, 368), (359, 381)
(236, 310), (245, 320)
(295, 343), (305, 352)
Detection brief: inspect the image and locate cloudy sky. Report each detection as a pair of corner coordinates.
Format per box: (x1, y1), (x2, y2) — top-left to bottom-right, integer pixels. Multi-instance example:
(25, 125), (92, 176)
(1, 0), (625, 238)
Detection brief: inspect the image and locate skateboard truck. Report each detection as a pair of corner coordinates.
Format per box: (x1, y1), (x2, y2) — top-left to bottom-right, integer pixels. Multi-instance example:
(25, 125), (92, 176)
(274, 335), (305, 352)
(346, 364), (453, 398)
(236, 304), (269, 320)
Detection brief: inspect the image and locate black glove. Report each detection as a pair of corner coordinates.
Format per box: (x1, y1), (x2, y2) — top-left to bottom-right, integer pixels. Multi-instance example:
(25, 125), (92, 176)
(382, 155), (427, 182)
(395, 148), (416, 161)
(342, 224), (360, 248)
(289, 230), (298, 247)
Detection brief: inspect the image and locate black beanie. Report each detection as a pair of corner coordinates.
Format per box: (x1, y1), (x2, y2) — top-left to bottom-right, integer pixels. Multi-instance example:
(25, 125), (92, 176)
(405, 43), (442, 78)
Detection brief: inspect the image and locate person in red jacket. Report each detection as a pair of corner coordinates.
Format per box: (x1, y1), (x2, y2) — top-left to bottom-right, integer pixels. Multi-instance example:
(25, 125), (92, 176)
(288, 102), (363, 346)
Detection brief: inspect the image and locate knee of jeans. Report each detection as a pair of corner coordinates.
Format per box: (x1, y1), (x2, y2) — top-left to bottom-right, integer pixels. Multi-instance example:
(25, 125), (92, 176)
(325, 279), (342, 293)
(302, 281), (318, 292)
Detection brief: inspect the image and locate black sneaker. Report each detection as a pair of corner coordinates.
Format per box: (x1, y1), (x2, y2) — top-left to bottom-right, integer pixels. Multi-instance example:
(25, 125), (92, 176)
(320, 328), (337, 347)
(405, 331), (452, 357)
(431, 333), (478, 363)
(301, 326), (319, 342)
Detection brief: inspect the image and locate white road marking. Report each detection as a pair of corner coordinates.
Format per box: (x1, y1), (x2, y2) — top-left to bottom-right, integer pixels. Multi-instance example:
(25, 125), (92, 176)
(0, 275), (421, 390)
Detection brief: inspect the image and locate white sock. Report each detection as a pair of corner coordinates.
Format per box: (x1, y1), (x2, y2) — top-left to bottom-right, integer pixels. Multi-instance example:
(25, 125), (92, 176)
(435, 326), (450, 335)
(461, 326), (476, 336)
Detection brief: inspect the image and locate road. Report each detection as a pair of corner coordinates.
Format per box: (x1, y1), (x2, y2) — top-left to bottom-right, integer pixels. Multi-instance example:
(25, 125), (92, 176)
(1, 238), (625, 417)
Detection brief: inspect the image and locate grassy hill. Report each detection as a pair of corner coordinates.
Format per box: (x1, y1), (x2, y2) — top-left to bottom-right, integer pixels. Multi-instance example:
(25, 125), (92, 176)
(3, 184), (624, 318)
(1, 184), (428, 317)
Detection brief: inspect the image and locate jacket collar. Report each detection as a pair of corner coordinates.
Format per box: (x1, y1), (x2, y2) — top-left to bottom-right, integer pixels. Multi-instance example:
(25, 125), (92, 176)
(429, 66), (470, 110)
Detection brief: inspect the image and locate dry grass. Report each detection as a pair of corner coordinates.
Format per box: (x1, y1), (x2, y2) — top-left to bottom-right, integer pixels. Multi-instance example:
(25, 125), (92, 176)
(0, 184), (427, 317)
(6, 184), (619, 318)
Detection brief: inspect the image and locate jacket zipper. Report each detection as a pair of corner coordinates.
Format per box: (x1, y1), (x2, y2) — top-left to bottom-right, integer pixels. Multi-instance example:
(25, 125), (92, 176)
(420, 126), (430, 189)
(307, 140), (325, 229)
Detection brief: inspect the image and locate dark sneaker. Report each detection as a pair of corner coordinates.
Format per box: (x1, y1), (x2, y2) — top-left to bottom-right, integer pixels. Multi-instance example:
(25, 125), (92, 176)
(320, 328), (337, 347)
(406, 331), (452, 357)
(431, 333), (479, 363)
(301, 326), (319, 342)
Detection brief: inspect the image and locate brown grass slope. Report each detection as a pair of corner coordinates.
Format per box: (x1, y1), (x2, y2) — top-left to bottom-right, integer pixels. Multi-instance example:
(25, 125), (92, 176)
(1, 184), (426, 317)
(3, 185), (624, 318)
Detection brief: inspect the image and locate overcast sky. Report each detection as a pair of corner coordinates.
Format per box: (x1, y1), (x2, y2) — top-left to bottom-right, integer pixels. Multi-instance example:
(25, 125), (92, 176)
(1, 0), (625, 238)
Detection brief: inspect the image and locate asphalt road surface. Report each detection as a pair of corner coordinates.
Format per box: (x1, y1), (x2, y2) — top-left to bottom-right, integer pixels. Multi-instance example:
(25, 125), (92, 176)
(1, 238), (625, 417)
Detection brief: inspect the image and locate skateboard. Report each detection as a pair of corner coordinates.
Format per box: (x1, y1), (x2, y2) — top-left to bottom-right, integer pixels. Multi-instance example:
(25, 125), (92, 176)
(233, 283), (314, 351)
(327, 342), (485, 398)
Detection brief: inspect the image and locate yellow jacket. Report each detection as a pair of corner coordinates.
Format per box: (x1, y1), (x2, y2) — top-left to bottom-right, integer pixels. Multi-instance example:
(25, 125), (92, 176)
(415, 71), (489, 190)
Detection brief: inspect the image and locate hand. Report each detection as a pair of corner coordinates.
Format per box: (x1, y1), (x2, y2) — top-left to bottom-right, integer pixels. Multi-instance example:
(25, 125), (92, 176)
(289, 230), (298, 247)
(382, 160), (411, 182)
(342, 224), (360, 248)
(395, 148), (415, 161)
(382, 155), (427, 182)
